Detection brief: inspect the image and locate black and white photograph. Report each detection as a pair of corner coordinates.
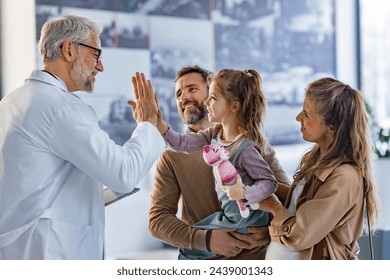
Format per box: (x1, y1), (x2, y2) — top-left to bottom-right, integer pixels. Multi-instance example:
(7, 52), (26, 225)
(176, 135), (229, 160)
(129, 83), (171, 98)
(149, 16), (213, 131)
(214, 0), (276, 22)
(35, 5), (62, 40)
(116, 13), (149, 49)
(69, 8), (118, 48)
(82, 47), (151, 145)
(97, 95), (137, 146)
(150, 16), (213, 79)
(127, 0), (211, 19)
(214, 0), (336, 145)
(36, 0), (130, 12)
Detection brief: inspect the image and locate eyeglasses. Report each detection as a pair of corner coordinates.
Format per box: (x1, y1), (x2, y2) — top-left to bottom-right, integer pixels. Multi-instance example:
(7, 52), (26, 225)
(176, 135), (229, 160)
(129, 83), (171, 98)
(76, 42), (102, 63)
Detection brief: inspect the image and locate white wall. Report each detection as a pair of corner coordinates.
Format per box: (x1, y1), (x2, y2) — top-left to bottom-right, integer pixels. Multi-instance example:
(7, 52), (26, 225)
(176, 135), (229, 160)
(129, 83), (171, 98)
(0, 0), (36, 96)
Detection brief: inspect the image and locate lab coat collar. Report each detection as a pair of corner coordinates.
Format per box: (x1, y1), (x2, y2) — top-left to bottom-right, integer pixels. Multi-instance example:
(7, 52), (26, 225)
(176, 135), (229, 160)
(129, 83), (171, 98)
(28, 69), (69, 93)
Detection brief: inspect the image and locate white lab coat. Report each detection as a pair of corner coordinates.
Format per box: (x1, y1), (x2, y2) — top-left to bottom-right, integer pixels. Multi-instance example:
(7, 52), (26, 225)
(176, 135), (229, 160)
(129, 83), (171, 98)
(0, 70), (165, 259)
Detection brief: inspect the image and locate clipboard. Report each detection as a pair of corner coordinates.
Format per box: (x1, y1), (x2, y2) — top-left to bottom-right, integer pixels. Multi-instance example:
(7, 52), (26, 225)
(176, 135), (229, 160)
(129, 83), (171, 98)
(104, 187), (140, 206)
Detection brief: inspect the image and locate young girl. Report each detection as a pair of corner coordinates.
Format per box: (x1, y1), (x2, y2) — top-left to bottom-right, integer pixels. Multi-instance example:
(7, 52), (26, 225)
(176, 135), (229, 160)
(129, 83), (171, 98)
(226, 77), (380, 259)
(156, 69), (278, 259)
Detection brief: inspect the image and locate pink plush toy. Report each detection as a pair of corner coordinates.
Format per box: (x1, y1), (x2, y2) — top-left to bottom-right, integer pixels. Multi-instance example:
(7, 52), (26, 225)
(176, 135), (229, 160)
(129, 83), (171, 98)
(203, 139), (257, 218)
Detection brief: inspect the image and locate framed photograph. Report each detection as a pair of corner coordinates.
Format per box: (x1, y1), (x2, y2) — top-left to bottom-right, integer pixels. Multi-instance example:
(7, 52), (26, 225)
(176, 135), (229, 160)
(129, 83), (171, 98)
(213, 0), (336, 145)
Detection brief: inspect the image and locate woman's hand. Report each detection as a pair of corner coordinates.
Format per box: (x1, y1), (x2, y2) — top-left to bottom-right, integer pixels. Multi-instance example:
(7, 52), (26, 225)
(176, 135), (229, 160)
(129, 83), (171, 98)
(220, 175), (246, 200)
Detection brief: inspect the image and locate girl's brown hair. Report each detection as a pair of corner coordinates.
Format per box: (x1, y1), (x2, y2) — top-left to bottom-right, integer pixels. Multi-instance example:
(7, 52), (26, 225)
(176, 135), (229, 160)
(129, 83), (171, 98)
(208, 69), (267, 148)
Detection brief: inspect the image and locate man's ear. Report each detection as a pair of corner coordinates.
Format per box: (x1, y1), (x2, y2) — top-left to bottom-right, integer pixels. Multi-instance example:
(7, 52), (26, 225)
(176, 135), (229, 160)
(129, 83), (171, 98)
(61, 40), (75, 62)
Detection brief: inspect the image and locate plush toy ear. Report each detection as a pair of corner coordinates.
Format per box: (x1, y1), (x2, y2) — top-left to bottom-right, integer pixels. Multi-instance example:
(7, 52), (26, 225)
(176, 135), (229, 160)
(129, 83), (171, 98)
(220, 150), (229, 160)
(211, 139), (218, 144)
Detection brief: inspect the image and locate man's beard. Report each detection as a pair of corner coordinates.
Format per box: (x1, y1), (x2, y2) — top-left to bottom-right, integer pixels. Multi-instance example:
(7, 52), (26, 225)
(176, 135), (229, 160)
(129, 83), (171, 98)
(70, 57), (94, 93)
(181, 102), (208, 125)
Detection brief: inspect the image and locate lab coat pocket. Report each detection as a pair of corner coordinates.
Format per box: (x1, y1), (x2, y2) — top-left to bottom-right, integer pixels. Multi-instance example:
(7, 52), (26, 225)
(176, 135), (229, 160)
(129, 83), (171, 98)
(48, 220), (94, 259)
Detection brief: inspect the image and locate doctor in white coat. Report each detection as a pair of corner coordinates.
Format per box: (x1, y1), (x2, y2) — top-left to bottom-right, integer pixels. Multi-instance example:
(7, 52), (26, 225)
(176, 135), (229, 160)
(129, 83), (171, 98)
(0, 15), (165, 259)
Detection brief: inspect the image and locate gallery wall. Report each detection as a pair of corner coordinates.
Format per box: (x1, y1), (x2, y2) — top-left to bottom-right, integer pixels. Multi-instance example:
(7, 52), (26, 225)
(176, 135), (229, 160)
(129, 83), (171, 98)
(34, 0), (337, 147)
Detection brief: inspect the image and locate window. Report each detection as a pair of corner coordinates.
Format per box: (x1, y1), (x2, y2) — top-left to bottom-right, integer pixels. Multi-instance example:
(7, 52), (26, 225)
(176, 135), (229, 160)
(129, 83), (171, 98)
(360, 0), (390, 128)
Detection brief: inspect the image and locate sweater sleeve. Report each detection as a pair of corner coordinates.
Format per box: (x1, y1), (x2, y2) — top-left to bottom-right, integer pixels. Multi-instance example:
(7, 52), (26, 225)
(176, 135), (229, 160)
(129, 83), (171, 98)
(262, 141), (291, 185)
(236, 145), (278, 203)
(163, 127), (211, 153)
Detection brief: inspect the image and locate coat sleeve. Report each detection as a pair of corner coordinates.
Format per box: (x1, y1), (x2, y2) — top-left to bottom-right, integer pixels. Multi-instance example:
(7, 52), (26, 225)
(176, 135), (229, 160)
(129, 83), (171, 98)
(49, 101), (166, 193)
(268, 165), (363, 251)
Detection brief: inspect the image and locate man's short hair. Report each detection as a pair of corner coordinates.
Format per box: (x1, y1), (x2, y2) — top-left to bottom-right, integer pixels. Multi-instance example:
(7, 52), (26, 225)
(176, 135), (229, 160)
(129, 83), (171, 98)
(175, 65), (211, 85)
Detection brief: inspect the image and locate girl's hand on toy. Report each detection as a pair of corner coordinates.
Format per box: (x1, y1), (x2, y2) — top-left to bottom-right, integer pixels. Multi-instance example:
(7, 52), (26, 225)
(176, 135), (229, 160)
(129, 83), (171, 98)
(220, 175), (245, 200)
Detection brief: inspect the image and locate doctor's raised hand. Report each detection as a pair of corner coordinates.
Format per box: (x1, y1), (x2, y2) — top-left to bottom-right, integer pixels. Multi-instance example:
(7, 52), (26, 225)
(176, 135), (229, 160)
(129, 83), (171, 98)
(128, 72), (159, 126)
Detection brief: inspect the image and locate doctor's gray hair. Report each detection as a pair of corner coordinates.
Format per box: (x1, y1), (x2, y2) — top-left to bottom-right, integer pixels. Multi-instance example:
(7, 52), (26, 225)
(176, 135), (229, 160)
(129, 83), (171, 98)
(38, 15), (102, 62)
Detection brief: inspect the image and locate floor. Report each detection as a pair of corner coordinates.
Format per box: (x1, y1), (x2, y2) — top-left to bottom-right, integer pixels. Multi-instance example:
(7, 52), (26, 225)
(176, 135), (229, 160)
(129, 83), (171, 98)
(106, 248), (178, 260)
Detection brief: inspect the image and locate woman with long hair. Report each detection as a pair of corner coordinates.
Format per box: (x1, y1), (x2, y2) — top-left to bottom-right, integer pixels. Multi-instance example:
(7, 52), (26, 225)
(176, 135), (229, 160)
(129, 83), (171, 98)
(225, 77), (379, 259)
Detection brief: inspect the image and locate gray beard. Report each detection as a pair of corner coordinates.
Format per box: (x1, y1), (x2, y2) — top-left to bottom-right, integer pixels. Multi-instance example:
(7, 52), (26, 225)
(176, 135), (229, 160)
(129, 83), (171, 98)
(70, 57), (94, 93)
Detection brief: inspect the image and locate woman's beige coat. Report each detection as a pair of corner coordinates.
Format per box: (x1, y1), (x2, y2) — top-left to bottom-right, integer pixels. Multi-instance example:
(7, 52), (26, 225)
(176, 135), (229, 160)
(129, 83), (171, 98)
(268, 161), (364, 259)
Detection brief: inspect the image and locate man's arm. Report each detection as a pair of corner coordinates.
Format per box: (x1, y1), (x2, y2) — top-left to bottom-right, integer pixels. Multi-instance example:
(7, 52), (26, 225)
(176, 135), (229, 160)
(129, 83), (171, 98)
(149, 152), (205, 249)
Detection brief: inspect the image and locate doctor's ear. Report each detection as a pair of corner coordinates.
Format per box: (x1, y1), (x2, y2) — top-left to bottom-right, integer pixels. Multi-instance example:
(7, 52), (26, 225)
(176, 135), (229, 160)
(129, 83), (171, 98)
(61, 41), (76, 62)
